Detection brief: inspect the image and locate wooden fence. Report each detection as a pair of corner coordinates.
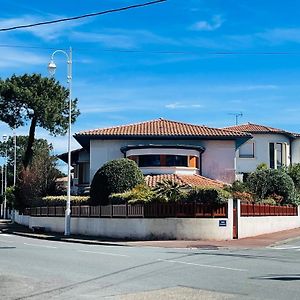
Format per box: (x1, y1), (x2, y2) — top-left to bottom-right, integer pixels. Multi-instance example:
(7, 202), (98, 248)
(23, 202), (227, 218)
(240, 203), (298, 217)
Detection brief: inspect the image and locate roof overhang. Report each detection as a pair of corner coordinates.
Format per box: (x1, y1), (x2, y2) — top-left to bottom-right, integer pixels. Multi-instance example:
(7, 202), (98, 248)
(120, 144), (205, 154)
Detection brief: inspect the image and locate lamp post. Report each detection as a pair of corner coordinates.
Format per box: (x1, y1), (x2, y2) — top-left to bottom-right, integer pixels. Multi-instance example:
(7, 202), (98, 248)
(48, 47), (72, 236)
(1, 165), (3, 218)
(2, 134), (8, 219)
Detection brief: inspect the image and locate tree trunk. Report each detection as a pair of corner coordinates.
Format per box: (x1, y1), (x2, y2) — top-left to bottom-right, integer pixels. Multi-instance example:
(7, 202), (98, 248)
(23, 116), (37, 169)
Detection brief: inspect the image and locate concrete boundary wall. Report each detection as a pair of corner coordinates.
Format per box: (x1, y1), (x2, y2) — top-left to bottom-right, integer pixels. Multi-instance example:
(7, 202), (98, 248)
(237, 200), (300, 239)
(15, 211), (232, 241)
(14, 199), (300, 240)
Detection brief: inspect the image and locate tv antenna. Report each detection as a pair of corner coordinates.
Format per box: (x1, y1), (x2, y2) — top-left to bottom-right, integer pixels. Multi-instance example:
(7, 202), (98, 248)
(228, 112), (243, 125)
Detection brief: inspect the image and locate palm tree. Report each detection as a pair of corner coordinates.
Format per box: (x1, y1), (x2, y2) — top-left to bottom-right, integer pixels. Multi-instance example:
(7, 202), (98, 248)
(153, 180), (187, 202)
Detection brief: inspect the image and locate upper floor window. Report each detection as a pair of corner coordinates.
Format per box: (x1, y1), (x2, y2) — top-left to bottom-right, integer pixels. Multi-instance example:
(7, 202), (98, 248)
(139, 155), (160, 167)
(130, 154), (196, 168)
(269, 142), (287, 169)
(239, 142), (255, 158)
(166, 155), (188, 167)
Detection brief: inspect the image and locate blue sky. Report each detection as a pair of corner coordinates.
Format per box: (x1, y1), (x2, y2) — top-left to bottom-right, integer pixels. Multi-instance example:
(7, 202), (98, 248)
(1, 0), (300, 164)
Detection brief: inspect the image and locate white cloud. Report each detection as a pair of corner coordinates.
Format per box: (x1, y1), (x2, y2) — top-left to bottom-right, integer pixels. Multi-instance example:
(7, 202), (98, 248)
(0, 15), (85, 41)
(165, 102), (203, 109)
(71, 29), (178, 48)
(191, 15), (224, 31)
(0, 47), (46, 67)
(256, 28), (300, 44)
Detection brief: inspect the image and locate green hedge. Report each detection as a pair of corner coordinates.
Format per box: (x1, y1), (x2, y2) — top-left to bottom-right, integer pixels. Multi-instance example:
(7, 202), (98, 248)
(32, 196), (90, 207)
(185, 187), (230, 206)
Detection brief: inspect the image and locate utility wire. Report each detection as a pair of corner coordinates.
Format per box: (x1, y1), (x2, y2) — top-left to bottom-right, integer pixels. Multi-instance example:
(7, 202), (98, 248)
(0, 44), (300, 55)
(0, 0), (167, 32)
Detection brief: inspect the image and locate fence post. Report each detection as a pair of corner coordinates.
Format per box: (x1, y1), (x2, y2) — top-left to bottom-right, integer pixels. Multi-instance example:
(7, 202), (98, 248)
(99, 205), (101, 218)
(126, 202), (128, 218)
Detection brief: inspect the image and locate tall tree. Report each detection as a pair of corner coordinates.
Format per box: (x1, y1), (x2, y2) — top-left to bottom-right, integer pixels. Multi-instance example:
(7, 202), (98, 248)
(0, 73), (80, 168)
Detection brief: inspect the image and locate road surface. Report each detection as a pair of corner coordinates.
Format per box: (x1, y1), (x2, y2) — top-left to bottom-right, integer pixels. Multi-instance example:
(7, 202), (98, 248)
(0, 233), (300, 299)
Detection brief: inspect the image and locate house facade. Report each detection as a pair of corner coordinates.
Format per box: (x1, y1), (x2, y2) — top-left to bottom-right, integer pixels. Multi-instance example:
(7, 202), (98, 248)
(60, 118), (251, 193)
(224, 123), (300, 178)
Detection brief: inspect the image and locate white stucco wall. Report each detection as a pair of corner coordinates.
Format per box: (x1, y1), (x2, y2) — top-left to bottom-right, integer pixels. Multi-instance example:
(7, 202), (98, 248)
(16, 216), (231, 240)
(90, 139), (237, 184)
(236, 133), (291, 174)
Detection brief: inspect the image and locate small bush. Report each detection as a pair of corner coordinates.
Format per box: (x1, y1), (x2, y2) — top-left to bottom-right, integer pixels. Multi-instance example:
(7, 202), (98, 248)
(90, 158), (144, 205)
(259, 198), (277, 205)
(185, 187), (230, 206)
(232, 191), (254, 203)
(110, 184), (155, 204)
(287, 163), (300, 190)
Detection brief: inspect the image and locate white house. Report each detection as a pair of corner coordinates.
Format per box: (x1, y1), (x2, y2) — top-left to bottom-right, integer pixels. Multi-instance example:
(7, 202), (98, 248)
(59, 118), (251, 193)
(224, 123), (300, 178)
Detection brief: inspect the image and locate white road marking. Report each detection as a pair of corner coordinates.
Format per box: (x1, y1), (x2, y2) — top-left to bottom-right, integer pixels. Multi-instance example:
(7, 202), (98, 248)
(270, 245), (300, 250)
(0, 234), (11, 237)
(157, 259), (247, 272)
(78, 250), (129, 257)
(23, 242), (57, 249)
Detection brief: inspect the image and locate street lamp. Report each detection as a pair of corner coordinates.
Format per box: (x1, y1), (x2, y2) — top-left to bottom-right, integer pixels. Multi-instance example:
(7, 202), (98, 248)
(48, 47), (72, 236)
(2, 134), (8, 219)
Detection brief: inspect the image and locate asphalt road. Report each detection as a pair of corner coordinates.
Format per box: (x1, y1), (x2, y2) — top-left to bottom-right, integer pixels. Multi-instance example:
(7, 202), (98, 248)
(0, 233), (300, 299)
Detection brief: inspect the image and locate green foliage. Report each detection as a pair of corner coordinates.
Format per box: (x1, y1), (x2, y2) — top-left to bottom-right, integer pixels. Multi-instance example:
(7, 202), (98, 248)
(109, 184), (155, 204)
(185, 187), (230, 206)
(287, 163), (300, 190)
(9, 137), (66, 208)
(224, 180), (248, 193)
(247, 168), (295, 204)
(90, 158), (144, 205)
(4, 186), (16, 209)
(153, 180), (188, 202)
(256, 163), (268, 170)
(0, 136), (64, 187)
(0, 74), (80, 168)
(33, 195), (89, 207)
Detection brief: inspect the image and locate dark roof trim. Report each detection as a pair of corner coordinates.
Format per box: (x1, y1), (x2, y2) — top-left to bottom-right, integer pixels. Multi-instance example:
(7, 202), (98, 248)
(120, 144), (205, 154)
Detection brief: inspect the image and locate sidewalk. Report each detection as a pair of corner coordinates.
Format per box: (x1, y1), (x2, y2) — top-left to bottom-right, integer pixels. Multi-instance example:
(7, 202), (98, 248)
(1, 219), (300, 249)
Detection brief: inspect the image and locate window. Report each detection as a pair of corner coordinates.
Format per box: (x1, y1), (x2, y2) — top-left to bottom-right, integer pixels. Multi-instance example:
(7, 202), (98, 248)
(239, 142), (255, 158)
(139, 155), (161, 167)
(269, 142), (287, 169)
(166, 155), (188, 167)
(79, 162), (90, 184)
(276, 143), (283, 168)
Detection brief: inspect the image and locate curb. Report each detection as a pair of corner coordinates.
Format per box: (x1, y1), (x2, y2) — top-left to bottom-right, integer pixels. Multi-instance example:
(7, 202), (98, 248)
(1, 229), (130, 247)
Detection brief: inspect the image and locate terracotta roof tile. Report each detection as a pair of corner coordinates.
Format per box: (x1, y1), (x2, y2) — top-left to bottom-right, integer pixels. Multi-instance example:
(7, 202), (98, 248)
(224, 123), (291, 135)
(144, 174), (225, 189)
(75, 118), (250, 138)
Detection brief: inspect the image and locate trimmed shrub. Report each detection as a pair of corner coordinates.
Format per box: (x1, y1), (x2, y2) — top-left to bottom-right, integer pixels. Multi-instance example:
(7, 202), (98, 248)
(247, 168), (295, 204)
(185, 187), (230, 206)
(109, 184), (155, 204)
(90, 158), (144, 205)
(32, 196), (89, 207)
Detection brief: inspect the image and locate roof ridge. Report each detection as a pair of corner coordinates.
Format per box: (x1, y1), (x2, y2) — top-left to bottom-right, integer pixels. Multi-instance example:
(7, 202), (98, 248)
(76, 118), (164, 135)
